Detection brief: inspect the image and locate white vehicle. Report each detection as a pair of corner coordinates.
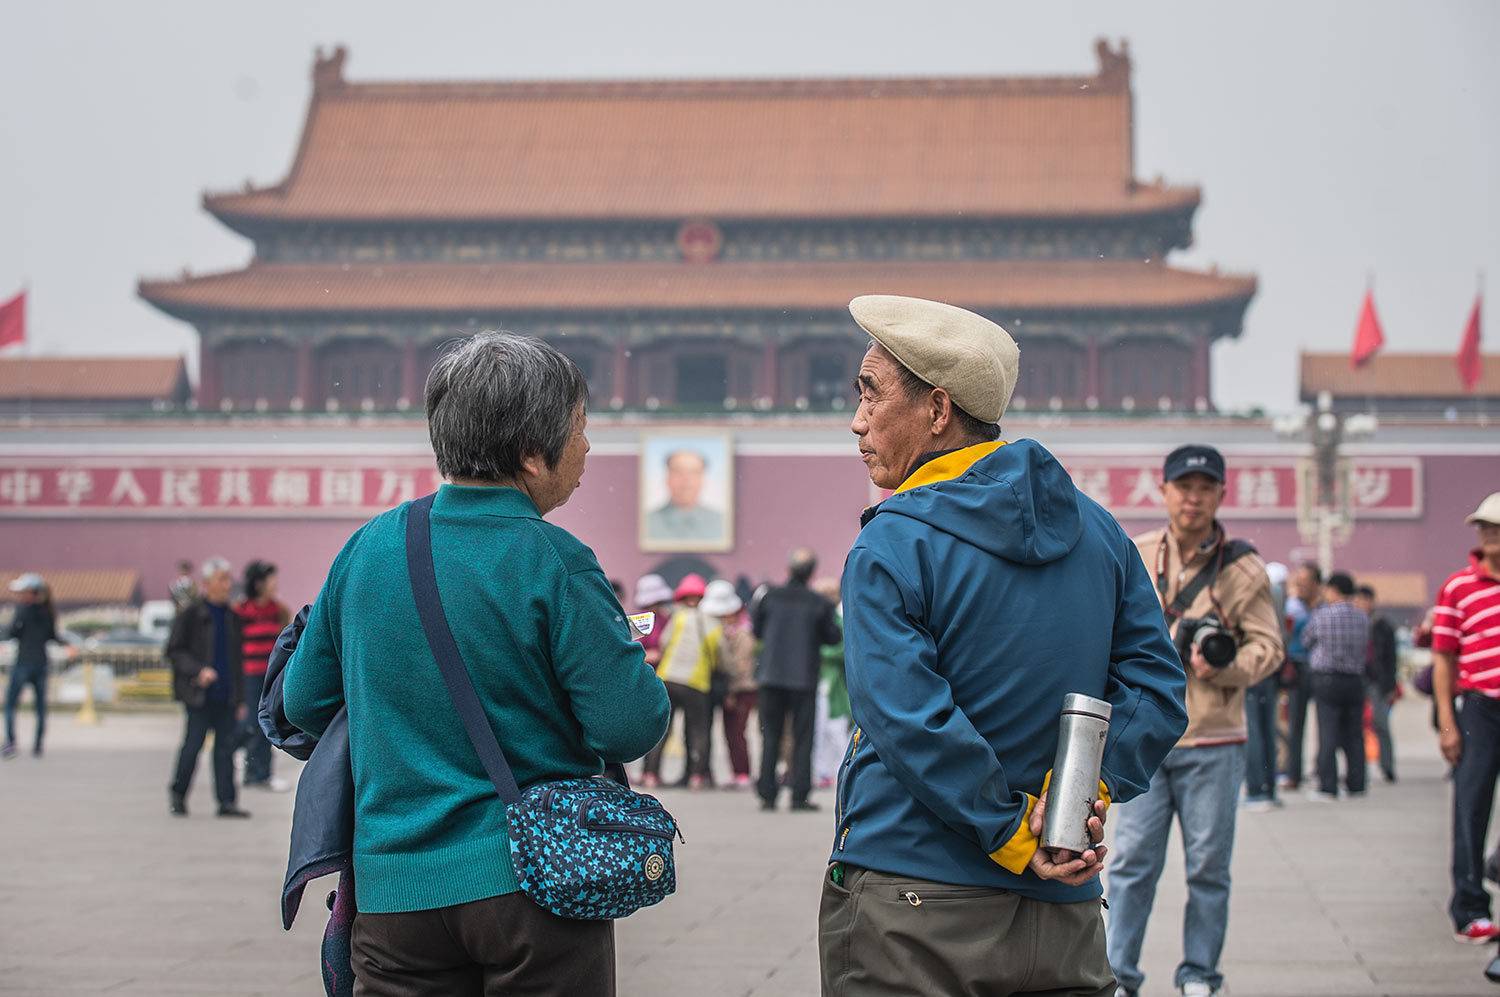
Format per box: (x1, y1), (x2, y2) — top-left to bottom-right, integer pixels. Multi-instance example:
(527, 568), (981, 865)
(138, 600), (177, 641)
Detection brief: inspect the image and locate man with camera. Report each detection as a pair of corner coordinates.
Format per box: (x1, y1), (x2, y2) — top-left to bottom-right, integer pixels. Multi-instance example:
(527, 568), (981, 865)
(1106, 444), (1284, 997)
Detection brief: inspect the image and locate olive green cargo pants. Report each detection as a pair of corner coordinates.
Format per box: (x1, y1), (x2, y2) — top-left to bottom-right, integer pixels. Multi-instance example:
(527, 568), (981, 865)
(819, 864), (1115, 997)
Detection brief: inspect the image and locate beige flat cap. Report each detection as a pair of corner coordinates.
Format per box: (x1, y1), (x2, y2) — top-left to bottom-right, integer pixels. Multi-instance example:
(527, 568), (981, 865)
(849, 295), (1020, 424)
(1466, 491), (1500, 526)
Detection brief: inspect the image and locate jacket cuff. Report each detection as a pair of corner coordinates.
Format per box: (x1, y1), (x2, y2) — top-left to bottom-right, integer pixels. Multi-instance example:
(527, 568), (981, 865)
(989, 794), (1040, 874)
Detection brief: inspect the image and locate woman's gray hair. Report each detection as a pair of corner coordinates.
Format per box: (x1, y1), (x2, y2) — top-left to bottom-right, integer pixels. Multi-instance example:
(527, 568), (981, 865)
(425, 332), (589, 482)
(200, 556), (232, 580)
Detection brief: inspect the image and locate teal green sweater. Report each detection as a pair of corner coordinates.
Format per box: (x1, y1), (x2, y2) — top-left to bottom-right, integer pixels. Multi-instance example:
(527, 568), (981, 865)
(283, 485), (671, 913)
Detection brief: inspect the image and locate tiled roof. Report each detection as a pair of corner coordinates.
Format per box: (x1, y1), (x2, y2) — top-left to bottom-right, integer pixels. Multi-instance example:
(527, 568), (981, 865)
(1, 570), (141, 607)
(0, 357), (188, 401)
(138, 260), (1256, 317)
(203, 43), (1198, 223)
(1300, 353), (1499, 398)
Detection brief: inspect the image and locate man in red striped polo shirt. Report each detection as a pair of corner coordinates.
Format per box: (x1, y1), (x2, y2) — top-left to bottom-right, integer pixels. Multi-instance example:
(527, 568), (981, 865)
(1433, 490), (1500, 944)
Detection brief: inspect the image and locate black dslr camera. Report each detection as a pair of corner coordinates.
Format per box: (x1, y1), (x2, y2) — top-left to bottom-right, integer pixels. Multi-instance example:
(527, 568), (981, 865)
(1173, 615), (1237, 669)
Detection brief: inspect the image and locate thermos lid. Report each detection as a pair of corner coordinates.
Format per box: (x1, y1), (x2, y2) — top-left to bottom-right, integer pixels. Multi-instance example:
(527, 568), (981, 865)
(1060, 693), (1112, 720)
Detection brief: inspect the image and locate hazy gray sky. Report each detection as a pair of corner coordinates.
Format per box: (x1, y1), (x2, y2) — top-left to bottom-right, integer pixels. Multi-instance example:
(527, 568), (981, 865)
(1, 0), (1495, 412)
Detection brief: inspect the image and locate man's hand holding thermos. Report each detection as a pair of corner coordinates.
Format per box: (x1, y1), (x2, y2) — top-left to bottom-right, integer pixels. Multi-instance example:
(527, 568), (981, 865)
(1028, 693), (1112, 886)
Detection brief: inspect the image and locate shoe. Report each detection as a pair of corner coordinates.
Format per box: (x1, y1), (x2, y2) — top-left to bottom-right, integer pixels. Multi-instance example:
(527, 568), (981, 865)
(169, 793), (188, 817)
(1456, 918), (1500, 943)
(687, 774), (708, 791)
(638, 772), (660, 789)
(216, 804), (252, 819)
(730, 774), (753, 790)
(31, 745), (42, 758)
(1275, 773), (1296, 789)
(759, 799), (776, 811)
(1305, 789), (1337, 802)
(1179, 983), (1219, 997)
(1346, 789), (1368, 799)
(246, 776), (292, 793)
(790, 800), (821, 812)
(1, 742), (15, 760)
(1382, 770), (1397, 784)
(816, 776), (834, 789)
(1114, 987), (1137, 997)
(1242, 797), (1277, 813)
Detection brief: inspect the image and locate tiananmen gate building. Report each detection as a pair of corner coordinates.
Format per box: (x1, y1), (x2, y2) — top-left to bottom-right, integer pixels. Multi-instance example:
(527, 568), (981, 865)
(137, 42), (1254, 416)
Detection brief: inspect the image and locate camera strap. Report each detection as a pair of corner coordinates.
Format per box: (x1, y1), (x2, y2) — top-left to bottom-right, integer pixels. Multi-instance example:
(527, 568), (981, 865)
(1159, 533), (1258, 623)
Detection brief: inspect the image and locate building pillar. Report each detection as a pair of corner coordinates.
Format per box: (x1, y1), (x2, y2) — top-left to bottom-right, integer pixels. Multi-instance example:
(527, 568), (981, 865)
(197, 338), (217, 410)
(1085, 339), (1101, 407)
(401, 339), (420, 407)
(1192, 334), (1211, 409)
(760, 337), (779, 406)
(612, 335), (629, 406)
(295, 337), (313, 411)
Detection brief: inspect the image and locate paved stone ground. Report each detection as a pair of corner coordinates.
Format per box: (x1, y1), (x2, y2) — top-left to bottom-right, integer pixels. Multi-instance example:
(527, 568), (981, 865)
(0, 699), (1495, 996)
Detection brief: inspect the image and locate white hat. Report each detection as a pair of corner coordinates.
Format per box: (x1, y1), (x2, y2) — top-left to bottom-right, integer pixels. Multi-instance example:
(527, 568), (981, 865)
(700, 579), (743, 617)
(1265, 561), (1288, 587)
(8, 572), (44, 593)
(1466, 491), (1500, 526)
(632, 573), (673, 608)
(848, 294), (1020, 424)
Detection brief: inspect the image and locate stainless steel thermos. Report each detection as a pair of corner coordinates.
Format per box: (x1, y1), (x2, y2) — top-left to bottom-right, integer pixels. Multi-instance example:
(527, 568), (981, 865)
(1040, 693), (1112, 854)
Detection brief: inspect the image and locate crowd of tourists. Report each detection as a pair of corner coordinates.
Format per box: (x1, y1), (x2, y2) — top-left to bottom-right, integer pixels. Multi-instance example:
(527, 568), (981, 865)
(5, 296), (1498, 997)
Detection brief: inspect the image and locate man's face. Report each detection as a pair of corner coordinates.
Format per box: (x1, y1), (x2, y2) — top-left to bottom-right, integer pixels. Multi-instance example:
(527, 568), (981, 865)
(1292, 567), (1320, 602)
(203, 569), (233, 605)
(1353, 594), (1374, 613)
(1478, 521), (1500, 559)
(533, 405), (590, 515)
(851, 345), (934, 490)
(665, 452), (705, 509)
(1159, 472), (1225, 538)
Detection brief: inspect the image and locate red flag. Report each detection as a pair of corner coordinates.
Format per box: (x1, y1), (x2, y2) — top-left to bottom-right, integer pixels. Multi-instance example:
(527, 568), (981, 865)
(1350, 289), (1385, 368)
(1457, 295), (1483, 393)
(0, 290), (22, 350)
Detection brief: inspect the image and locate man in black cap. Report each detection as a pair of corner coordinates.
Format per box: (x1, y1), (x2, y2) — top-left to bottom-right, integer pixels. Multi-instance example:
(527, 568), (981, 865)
(1106, 444), (1284, 997)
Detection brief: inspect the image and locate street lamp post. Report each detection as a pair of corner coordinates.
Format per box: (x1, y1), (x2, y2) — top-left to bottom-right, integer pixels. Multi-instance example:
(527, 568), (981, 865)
(1274, 391), (1377, 571)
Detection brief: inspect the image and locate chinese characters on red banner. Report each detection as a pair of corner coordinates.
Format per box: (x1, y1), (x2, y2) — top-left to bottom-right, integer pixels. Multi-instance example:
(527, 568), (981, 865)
(869, 458), (1421, 520)
(0, 464), (446, 516)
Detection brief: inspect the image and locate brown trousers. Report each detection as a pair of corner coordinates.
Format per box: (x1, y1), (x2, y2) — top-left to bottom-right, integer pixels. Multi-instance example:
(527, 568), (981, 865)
(350, 892), (615, 996)
(818, 864), (1115, 997)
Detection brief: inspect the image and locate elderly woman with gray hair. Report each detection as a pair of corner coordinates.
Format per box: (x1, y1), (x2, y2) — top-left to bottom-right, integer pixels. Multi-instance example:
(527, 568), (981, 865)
(282, 332), (670, 996)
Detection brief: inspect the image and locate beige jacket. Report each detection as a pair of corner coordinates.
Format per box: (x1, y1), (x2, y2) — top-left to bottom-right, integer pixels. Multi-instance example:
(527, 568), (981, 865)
(1133, 525), (1285, 748)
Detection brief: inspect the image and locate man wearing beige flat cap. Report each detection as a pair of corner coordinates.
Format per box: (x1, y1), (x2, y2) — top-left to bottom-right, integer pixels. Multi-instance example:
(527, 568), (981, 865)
(1433, 490), (1500, 943)
(820, 295), (1186, 996)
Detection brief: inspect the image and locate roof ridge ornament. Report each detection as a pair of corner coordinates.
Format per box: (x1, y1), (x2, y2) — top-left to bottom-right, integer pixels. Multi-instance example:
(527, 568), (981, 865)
(313, 45), (348, 94)
(1094, 38), (1131, 91)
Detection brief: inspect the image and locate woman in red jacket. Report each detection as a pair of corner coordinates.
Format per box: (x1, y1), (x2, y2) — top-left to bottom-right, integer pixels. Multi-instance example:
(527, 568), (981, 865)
(235, 560), (291, 790)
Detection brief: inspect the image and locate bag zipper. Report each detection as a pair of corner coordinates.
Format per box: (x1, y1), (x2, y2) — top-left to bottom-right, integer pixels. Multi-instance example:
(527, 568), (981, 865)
(580, 820), (676, 840)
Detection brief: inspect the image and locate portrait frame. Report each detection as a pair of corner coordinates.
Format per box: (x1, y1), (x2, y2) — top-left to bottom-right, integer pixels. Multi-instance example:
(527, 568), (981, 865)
(638, 431), (735, 553)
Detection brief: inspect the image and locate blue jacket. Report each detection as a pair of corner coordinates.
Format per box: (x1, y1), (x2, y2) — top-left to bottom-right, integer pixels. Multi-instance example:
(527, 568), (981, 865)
(833, 440), (1186, 902)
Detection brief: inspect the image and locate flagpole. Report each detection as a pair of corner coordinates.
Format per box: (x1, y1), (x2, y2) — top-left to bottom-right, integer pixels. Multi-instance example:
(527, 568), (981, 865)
(1364, 272), (1376, 416)
(1480, 270), (1488, 427)
(20, 280), (30, 427)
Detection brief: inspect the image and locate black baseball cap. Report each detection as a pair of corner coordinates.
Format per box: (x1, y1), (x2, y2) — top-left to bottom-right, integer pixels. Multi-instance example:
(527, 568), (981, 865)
(1162, 444), (1226, 484)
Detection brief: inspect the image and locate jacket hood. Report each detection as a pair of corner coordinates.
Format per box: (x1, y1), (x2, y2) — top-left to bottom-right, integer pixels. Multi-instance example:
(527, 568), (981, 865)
(869, 439), (1083, 565)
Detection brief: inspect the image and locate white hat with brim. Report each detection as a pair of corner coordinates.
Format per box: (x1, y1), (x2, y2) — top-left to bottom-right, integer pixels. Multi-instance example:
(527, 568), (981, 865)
(8, 572), (44, 593)
(632, 573), (674, 608)
(1466, 491), (1500, 526)
(848, 294), (1020, 425)
(700, 579), (743, 617)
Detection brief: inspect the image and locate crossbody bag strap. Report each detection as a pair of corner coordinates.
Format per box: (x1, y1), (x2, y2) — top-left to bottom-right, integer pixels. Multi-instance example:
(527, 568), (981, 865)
(405, 492), (523, 805)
